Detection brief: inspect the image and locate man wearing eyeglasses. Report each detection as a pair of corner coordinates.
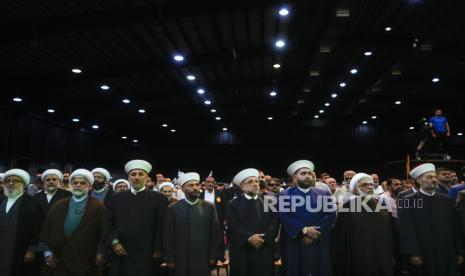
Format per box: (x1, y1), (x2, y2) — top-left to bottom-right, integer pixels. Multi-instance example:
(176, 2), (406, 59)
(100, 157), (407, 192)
(267, 178), (282, 197)
(333, 170), (356, 206)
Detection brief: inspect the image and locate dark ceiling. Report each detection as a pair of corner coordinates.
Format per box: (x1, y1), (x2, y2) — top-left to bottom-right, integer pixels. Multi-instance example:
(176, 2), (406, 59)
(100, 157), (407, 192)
(1, 0), (465, 148)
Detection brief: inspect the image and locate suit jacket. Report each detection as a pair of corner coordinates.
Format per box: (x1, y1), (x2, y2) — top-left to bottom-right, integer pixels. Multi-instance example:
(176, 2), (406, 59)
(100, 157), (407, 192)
(200, 189), (226, 228)
(34, 188), (72, 216)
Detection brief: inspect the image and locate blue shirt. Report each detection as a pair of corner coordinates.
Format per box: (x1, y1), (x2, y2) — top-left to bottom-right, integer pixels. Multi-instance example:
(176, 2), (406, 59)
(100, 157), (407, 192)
(429, 116), (447, 133)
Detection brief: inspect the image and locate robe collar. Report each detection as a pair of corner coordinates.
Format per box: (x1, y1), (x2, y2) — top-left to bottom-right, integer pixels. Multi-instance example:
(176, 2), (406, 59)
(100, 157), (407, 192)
(130, 185), (146, 195)
(185, 198), (199, 205)
(420, 188), (435, 197)
(244, 193), (258, 200)
(297, 186), (311, 194)
(72, 194), (88, 202)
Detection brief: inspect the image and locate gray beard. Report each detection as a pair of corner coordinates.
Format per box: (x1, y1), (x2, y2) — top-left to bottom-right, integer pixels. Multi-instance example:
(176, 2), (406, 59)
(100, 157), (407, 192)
(5, 188), (23, 198)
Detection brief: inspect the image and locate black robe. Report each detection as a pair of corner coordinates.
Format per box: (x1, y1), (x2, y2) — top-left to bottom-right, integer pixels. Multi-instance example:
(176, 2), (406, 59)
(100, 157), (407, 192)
(226, 194), (279, 276)
(332, 196), (395, 276)
(398, 192), (463, 276)
(34, 188), (72, 216)
(199, 189), (227, 259)
(163, 199), (220, 276)
(0, 194), (42, 276)
(105, 189), (168, 276)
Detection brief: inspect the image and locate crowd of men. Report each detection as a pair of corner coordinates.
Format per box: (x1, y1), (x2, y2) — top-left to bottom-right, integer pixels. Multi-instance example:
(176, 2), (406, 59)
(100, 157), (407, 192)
(1, 159), (465, 276)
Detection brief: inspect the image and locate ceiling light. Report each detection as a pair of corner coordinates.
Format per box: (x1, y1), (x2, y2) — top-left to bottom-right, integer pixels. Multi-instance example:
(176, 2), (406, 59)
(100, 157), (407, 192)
(122, 136), (127, 139)
(173, 55), (184, 62)
(215, 117), (221, 121)
(409, 126), (415, 130)
(339, 82), (346, 87)
(371, 115), (377, 119)
(310, 70), (320, 76)
(458, 132), (463, 136)
(319, 46), (331, 53)
(314, 115), (319, 119)
(92, 125), (99, 129)
(273, 63), (281, 69)
(222, 127), (228, 131)
(385, 27), (392, 31)
(325, 103), (330, 107)
(210, 109), (216, 113)
(138, 109), (146, 113)
(270, 91), (277, 97)
(186, 75), (196, 81)
(100, 85), (110, 90)
(71, 68), (82, 74)
(133, 139), (138, 143)
(267, 116), (274, 120)
(170, 129), (176, 133)
(204, 100), (211, 105)
(162, 124), (168, 127)
(72, 118), (80, 122)
(47, 109), (55, 113)
(331, 93), (338, 98)
(122, 99), (130, 104)
(13, 97), (22, 102)
(197, 88), (205, 94)
(336, 8), (350, 17)
(350, 68), (358, 74)
(319, 109), (324, 114)
(278, 8), (289, 16)
(432, 77), (439, 83)
(275, 40), (285, 48)
(395, 100), (402, 105)
(364, 51), (373, 56)
(297, 99), (305, 104)
(362, 121), (368, 125)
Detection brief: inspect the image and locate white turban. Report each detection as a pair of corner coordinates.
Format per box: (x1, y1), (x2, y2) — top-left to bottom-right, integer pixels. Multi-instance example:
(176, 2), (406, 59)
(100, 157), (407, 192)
(287, 160), (315, 176)
(91, 168), (111, 182)
(112, 179), (130, 191)
(232, 168), (259, 186)
(409, 163), (436, 179)
(159, 182), (175, 191)
(3, 169), (30, 186)
(177, 172), (200, 187)
(349, 173), (373, 192)
(0, 173), (4, 182)
(69, 169), (94, 185)
(41, 169), (63, 182)
(125, 160), (152, 174)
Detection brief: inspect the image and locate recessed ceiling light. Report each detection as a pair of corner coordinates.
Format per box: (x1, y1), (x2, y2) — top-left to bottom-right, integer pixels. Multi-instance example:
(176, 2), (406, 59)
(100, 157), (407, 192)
(275, 40), (285, 48)
(210, 109), (216, 113)
(364, 51), (373, 56)
(319, 109), (324, 114)
(325, 103), (330, 107)
(204, 100), (211, 105)
(47, 109), (55, 113)
(267, 116), (274, 120)
(222, 127), (228, 131)
(331, 93), (338, 98)
(371, 115), (377, 119)
(278, 8), (289, 16)
(350, 69), (358, 74)
(339, 82), (346, 87)
(336, 8), (350, 17)
(122, 136), (127, 139)
(297, 99), (305, 104)
(385, 27), (392, 31)
(197, 88), (205, 94)
(71, 68), (82, 74)
(432, 77), (439, 83)
(395, 100), (402, 105)
(273, 63), (281, 69)
(270, 91), (277, 97)
(458, 132), (463, 136)
(170, 129), (176, 133)
(13, 97), (22, 102)
(362, 121), (368, 125)
(173, 55), (184, 62)
(409, 126), (415, 130)
(314, 115), (319, 119)
(310, 70), (320, 76)
(100, 85), (110, 90)
(133, 139), (138, 143)
(92, 125), (99, 129)
(186, 75), (196, 81)
(72, 118), (80, 122)
(215, 117), (221, 121)
(319, 46), (331, 53)
(138, 109), (146, 113)
(122, 99), (130, 104)
(162, 124), (168, 127)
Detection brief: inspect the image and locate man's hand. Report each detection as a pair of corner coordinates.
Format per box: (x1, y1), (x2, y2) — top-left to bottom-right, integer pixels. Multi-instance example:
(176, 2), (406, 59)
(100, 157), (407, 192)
(96, 255), (104, 266)
(24, 251), (34, 263)
(153, 251), (161, 259)
(432, 133), (437, 138)
(248, 234), (265, 248)
(112, 243), (127, 256)
(446, 132), (451, 137)
(305, 226), (321, 239)
(301, 235), (314, 246)
(45, 255), (58, 268)
(167, 262), (175, 269)
(409, 256), (423, 266)
(457, 255), (464, 265)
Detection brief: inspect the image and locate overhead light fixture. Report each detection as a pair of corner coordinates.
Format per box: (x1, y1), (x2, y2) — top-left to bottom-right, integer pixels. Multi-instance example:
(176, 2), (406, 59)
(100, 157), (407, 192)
(278, 8), (289, 16)
(336, 8), (350, 17)
(122, 99), (130, 104)
(186, 75), (196, 81)
(71, 68), (82, 74)
(395, 100), (402, 105)
(310, 70), (320, 76)
(72, 118), (80, 122)
(362, 121), (368, 125)
(275, 40), (285, 48)
(267, 116), (274, 120)
(420, 44), (432, 51)
(270, 91), (277, 97)
(350, 68), (358, 74)
(385, 26), (392, 31)
(170, 129), (176, 133)
(133, 139), (138, 143)
(204, 100), (211, 105)
(458, 132), (463, 136)
(13, 97), (22, 102)
(92, 125), (99, 129)
(297, 99), (305, 104)
(122, 136), (127, 139)
(273, 63), (281, 69)
(432, 77), (439, 83)
(138, 109), (146, 113)
(173, 55), (184, 62)
(392, 69), (402, 76)
(319, 109), (324, 114)
(319, 46), (331, 53)
(222, 127), (228, 131)
(325, 103), (330, 107)
(197, 88), (205, 94)
(314, 115), (319, 119)
(371, 115), (377, 119)
(162, 124), (168, 127)
(47, 109), (55, 113)
(409, 126), (415, 130)
(364, 51), (373, 56)
(303, 88), (311, 93)
(210, 109), (216, 113)
(339, 82), (346, 87)
(331, 93), (338, 98)
(100, 85), (110, 90)
(215, 117), (221, 121)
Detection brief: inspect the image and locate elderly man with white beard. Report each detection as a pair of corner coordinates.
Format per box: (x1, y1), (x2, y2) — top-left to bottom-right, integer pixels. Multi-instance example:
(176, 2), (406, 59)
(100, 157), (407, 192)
(0, 169), (42, 276)
(332, 173), (395, 276)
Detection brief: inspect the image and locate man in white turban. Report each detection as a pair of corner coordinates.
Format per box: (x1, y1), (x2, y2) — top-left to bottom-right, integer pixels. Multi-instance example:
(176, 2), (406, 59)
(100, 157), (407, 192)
(398, 163), (464, 275)
(105, 160), (168, 276)
(0, 169), (42, 276)
(90, 168), (112, 205)
(35, 169), (72, 215)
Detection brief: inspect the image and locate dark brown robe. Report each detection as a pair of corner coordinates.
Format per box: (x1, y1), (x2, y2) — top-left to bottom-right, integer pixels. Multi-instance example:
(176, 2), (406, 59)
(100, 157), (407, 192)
(40, 197), (105, 276)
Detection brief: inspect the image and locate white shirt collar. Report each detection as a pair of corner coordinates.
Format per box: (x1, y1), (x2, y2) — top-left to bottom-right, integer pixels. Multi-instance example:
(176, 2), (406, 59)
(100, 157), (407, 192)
(420, 188), (435, 197)
(72, 194), (88, 202)
(7, 192), (23, 202)
(205, 189), (214, 195)
(297, 186), (311, 193)
(94, 187), (107, 193)
(46, 189), (57, 196)
(185, 198), (199, 205)
(412, 187), (418, 193)
(244, 193), (258, 200)
(130, 186), (146, 195)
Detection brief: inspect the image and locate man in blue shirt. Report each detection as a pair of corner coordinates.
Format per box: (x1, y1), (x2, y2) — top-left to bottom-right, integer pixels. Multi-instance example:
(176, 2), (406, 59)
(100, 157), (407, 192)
(428, 108), (450, 153)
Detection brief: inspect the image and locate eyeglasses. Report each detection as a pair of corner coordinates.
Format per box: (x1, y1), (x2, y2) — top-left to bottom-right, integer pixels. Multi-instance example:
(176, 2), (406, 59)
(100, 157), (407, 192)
(269, 183), (281, 187)
(5, 179), (22, 184)
(344, 177), (352, 181)
(358, 183), (374, 188)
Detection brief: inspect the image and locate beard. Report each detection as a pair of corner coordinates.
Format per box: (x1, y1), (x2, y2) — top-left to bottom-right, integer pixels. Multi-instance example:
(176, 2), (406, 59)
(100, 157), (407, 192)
(93, 181), (105, 190)
(296, 178), (313, 189)
(73, 189), (87, 198)
(4, 187), (23, 198)
(185, 190), (199, 201)
(46, 185), (58, 194)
